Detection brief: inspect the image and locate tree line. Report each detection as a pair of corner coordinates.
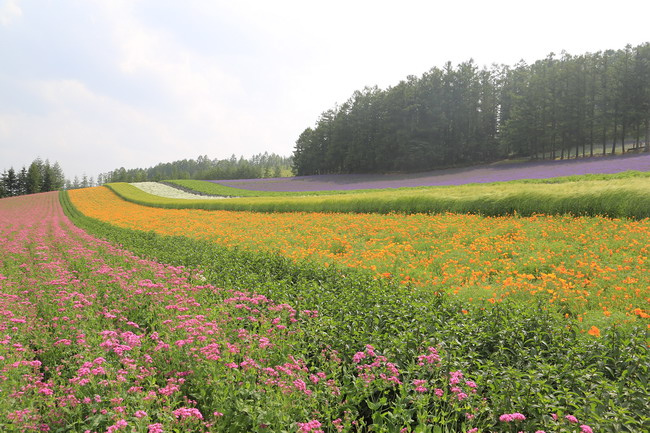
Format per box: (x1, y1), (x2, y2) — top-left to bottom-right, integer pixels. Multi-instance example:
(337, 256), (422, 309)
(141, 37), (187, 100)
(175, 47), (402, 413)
(292, 43), (650, 175)
(99, 152), (293, 184)
(0, 158), (68, 198)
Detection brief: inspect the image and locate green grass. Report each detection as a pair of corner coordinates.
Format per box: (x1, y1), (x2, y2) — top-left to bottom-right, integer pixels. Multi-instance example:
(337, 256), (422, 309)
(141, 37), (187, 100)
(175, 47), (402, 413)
(108, 173), (650, 218)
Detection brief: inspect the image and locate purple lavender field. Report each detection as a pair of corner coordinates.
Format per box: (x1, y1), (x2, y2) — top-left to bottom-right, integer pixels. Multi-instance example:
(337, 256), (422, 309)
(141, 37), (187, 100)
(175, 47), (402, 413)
(212, 153), (650, 192)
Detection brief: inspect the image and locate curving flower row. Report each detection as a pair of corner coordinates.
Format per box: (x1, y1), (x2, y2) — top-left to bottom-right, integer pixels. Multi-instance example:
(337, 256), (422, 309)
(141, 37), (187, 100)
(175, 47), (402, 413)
(0, 192), (601, 432)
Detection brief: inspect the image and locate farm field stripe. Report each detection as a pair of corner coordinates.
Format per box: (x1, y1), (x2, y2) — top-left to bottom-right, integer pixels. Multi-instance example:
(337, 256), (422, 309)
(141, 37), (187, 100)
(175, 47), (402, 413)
(68, 186), (650, 326)
(168, 169), (650, 198)
(130, 182), (231, 200)
(211, 153), (650, 192)
(107, 175), (650, 218)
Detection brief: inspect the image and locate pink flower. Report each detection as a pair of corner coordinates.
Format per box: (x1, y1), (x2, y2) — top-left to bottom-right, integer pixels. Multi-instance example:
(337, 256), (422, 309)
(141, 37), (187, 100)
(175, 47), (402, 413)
(173, 407), (203, 420)
(147, 424), (164, 433)
(297, 419), (322, 433)
(134, 410), (147, 418)
(413, 379), (428, 393)
(565, 415), (579, 423)
(106, 419), (127, 433)
(580, 425), (594, 433)
(294, 379), (312, 395)
(466, 429), (478, 433)
(499, 412), (526, 422)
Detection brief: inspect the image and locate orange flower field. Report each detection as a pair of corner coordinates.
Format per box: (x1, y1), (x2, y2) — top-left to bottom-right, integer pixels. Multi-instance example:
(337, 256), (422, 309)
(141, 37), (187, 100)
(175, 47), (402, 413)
(69, 187), (649, 325)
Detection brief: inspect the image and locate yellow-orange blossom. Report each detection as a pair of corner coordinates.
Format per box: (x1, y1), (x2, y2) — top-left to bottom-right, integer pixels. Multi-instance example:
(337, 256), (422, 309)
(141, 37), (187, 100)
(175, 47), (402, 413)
(69, 187), (650, 325)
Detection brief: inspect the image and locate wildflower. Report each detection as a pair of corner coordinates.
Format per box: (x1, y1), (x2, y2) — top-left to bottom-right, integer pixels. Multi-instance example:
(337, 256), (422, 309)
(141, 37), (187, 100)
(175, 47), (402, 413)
(587, 326), (601, 337)
(499, 413), (526, 422)
(173, 407), (203, 420)
(147, 424), (164, 433)
(297, 419), (322, 433)
(293, 379), (312, 395)
(580, 425), (594, 433)
(106, 420), (127, 433)
(134, 410), (147, 418)
(413, 379), (428, 393)
(565, 414), (579, 423)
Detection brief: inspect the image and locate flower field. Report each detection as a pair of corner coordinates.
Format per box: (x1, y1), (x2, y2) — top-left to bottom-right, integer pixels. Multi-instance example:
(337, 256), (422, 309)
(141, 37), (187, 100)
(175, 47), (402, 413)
(130, 183), (229, 200)
(110, 173), (650, 218)
(1, 188), (648, 432)
(69, 187), (649, 328)
(210, 153), (650, 192)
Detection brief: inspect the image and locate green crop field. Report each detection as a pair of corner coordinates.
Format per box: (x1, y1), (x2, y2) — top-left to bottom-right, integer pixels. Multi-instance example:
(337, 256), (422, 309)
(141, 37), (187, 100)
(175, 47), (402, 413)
(109, 172), (650, 218)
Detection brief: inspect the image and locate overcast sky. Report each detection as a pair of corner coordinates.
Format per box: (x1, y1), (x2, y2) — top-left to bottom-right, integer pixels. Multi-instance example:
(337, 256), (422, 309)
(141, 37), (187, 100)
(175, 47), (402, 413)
(1, 0), (649, 180)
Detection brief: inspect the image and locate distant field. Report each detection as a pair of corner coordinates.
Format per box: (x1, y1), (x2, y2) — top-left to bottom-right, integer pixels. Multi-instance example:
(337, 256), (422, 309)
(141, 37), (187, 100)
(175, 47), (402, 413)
(211, 153), (650, 192)
(110, 173), (650, 218)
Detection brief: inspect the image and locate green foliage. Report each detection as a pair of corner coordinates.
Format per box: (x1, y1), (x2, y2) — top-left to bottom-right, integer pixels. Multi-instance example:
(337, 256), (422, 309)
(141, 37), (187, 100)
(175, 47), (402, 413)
(99, 152), (293, 184)
(107, 173), (650, 219)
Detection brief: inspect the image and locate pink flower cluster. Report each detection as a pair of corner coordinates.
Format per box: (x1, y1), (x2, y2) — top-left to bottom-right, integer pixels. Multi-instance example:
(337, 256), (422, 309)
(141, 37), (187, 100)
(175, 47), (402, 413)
(353, 344), (402, 386)
(297, 419), (323, 433)
(499, 412), (526, 422)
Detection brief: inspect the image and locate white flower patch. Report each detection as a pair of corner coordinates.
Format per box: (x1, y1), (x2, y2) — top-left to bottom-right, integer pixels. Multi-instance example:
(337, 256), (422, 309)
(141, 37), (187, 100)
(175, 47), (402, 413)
(130, 182), (229, 199)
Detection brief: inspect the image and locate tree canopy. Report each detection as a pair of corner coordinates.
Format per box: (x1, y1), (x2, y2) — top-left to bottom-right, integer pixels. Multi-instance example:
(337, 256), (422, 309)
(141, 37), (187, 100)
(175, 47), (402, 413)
(1, 158), (65, 198)
(293, 43), (650, 175)
(98, 153), (292, 184)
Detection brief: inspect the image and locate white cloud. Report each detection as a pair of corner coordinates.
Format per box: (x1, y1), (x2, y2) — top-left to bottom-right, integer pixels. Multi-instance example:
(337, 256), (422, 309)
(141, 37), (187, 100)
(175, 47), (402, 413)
(0, 0), (21, 27)
(1, 0), (649, 179)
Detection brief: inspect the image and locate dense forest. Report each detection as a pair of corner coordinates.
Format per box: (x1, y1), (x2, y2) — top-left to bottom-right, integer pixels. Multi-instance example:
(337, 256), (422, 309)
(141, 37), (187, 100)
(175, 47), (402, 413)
(98, 152), (292, 184)
(293, 43), (650, 175)
(0, 158), (67, 198)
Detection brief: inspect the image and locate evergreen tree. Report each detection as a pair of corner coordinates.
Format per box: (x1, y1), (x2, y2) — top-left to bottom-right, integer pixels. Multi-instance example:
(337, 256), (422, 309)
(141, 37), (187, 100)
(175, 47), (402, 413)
(26, 159), (43, 194)
(3, 168), (18, 196)
(17, 167), (28, 195)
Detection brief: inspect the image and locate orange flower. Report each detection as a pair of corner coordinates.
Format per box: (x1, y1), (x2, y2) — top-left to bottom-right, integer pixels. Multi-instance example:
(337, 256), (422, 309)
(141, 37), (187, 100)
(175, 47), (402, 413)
(68, 186), (650, 327)
(587, 326), (601, 337)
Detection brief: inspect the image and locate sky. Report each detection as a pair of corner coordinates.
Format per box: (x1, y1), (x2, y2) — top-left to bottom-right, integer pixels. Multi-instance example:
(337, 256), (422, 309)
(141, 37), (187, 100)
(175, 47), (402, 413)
(1, 0), (649, 180)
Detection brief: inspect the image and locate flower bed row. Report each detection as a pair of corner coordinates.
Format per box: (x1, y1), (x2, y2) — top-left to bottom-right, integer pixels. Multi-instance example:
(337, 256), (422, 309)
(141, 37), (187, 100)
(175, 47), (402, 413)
(0, 192), (614, 432)
(130, 182), (229, 200)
